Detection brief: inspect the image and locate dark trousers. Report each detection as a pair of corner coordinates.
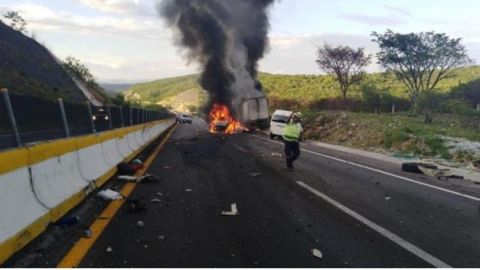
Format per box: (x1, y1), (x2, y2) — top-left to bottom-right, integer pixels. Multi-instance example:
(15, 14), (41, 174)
(284, 140), (300, 167)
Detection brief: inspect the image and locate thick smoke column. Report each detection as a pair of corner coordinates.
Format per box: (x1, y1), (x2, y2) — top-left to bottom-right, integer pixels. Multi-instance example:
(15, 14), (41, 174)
(158, 0), (274, 117)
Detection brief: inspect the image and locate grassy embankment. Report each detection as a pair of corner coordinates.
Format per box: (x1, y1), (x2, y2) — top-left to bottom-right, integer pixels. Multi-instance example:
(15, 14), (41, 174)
(124, 67), (480, 163)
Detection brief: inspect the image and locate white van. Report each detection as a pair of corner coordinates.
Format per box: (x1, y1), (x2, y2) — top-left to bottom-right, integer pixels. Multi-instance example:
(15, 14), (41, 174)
(269, 109), (293, 139)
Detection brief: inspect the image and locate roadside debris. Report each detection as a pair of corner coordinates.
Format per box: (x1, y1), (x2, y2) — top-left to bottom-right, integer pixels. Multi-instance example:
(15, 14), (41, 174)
(271, 152), (282, 157)
(150, 198), (161, 203)
(106, 246), (113, 252)
(126, 199), (147, 213)
(118, 175), (137, 182)
(163, 166), (171, 169)
(137, 220), (145, 228)
(137, 174), (161, 183)
(185, 189), (192, 192)
(402, 161), (472, 181)
(57, 215), (80, 228)
(221, 203), (239, 216)
(311, 248), (323, 259)
(83, 229), (92, 238)
(117, 160), (144, 175)
(249, 172), (262, 177)
(157, 192), (163, 196)
(158, 235), (166, 240)
(98, 189), (123, 200)
(385, 197), (391, 200)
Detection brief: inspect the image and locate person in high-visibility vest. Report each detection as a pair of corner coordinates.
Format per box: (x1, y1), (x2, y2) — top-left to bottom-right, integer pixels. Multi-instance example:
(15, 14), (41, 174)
(283, 112), (303, 170)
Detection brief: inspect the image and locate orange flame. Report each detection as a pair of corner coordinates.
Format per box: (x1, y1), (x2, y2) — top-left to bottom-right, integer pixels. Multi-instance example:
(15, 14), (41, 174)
(208, 103), (247, 134)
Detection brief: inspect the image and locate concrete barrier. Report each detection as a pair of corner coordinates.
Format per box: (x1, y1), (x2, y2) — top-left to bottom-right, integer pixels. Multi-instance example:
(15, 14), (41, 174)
(0, 119), (175, 265)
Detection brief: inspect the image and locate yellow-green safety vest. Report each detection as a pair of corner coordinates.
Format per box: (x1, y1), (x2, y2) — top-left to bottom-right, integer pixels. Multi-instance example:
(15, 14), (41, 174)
(283, 123), (302, 141)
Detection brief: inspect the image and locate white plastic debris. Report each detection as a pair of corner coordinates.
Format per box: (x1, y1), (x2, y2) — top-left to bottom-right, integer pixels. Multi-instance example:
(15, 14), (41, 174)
(157, 192), (163, 196)
(249, 172), (262, 177)
(185, 189), (192, 192)
(158, 235), (166, 240)
(118, 175), (138, 182)
(98, 189), (123, 200)
(150, 198), (161, 203)
(137, 221), (144, 228)
(221, 203), (239, 216)
(106, 246), (113, 252)
(311, 248), (323, 259)
(385, 197), (391, 200)
(271, 152), (282, 157)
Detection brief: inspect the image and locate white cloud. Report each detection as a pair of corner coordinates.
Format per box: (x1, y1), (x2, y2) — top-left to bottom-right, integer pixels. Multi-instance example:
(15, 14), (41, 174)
(0, 3), (165, 40)
(78, 0), (140, 14)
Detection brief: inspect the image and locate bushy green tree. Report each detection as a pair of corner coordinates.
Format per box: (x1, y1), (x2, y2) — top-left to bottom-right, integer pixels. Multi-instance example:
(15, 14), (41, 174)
(372, 30), (473, 111)
(316, 44), (372, 102)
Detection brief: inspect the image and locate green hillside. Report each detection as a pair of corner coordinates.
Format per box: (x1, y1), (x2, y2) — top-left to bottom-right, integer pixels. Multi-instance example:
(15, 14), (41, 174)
(124, 66), (480, 107)
(124, 74), (200, 104)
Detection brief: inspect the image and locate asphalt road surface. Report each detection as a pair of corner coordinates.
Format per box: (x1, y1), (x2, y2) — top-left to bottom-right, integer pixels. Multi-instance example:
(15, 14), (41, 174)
(78, 118), (480, 267)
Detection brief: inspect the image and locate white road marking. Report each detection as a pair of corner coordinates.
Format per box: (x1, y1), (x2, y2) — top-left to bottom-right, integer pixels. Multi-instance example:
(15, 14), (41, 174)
(252, 135), (480, 202)
(296, 181), (451, 268)
(233, 143), (248, 153)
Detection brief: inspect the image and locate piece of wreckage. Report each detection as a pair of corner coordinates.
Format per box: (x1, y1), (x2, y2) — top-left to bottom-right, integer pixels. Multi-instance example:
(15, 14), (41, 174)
(402, 160), (480, 183)
(208, 95), (270, 135)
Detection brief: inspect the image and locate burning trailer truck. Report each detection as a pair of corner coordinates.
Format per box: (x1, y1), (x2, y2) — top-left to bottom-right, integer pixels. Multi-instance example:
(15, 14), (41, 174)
(208, 94), (270, 134)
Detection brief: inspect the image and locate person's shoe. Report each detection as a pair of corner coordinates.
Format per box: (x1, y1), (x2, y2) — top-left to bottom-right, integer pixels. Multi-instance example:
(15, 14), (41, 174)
(286, 159), (293, 170)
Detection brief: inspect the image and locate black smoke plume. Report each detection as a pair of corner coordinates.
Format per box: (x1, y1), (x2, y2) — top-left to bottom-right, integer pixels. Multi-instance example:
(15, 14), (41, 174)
(158, 0), (274, 117)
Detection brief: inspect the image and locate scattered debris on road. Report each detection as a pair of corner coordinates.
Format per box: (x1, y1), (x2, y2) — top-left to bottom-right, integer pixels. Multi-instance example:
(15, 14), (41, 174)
(311, 248), (323, 259)
(271, 152), (282, 157)
(385, 196), (391, 200)
(106, 246), (113, 252)
(118, 175), (137, 182)
(158, 235), (166, 240)
(137, 174), (161, 183)
(137, 221), (145, 228)
(157, 192), (163, 196)
(163, 166), (171, 169)
(126, 199), (147, 213)
(83, 229), (92, 238)
(221, 203), (239, 216)
(249, 172), (262, 177)
(150, 198), (161, 203)
(56, 215), (80, 228)
(185, 188), (192, 192)
(98, 189), (123, 200)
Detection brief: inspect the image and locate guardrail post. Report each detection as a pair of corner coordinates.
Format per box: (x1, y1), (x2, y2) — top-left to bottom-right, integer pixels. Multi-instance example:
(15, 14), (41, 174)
(129, 107), (133, 126)
(86, 101), (96, 133)
(57, 98), (70, 138)
(136, 108), (140, 124)
(1, 88), (21, 147)
(107, 105), (113, 129)
(119, 106), (125, 127)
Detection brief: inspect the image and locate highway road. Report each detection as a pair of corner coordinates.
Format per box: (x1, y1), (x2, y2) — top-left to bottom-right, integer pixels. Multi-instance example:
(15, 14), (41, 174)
(8, 118), (480, 267)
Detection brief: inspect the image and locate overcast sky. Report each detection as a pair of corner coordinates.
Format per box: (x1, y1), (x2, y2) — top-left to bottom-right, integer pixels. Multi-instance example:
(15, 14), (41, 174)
(1, 0), (479, 83)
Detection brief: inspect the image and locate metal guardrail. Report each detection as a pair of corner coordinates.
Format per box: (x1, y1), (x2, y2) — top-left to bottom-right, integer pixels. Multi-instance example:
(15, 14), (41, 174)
(0, 88), (171, 151)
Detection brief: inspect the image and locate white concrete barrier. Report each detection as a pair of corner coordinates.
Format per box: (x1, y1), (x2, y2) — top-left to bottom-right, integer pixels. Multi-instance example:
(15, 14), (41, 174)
(0, 167), (49, 245)
(30, 152), (88, 209)
(0, 119), (175, 264)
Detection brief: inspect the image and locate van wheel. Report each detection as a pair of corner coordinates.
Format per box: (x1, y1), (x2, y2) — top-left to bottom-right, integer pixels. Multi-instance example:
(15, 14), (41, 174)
(270, 133), (275, 140)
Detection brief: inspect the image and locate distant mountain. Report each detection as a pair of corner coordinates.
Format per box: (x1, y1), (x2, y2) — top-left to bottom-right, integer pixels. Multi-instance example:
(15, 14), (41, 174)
(100, 83), (135, 94)
(0, 21), (87, 103)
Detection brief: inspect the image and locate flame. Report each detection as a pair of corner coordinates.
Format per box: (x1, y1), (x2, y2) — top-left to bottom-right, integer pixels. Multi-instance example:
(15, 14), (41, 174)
(208, 103), (247, 134)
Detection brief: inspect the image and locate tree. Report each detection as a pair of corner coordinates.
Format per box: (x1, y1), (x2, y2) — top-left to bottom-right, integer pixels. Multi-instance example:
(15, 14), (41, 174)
(3, 11), (28, 34)
(62, 56), (110, 103)
(372, 30), (473, 111)
(316, 44), (372, 102)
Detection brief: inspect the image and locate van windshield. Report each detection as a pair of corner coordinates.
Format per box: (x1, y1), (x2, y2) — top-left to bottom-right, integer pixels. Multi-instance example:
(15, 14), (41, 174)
(272, 114), (290, 123)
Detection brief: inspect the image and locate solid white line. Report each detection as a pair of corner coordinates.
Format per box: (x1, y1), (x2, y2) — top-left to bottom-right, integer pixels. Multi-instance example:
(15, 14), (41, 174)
(252, 135), (480, 202)
(296, 181), (452, 268)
